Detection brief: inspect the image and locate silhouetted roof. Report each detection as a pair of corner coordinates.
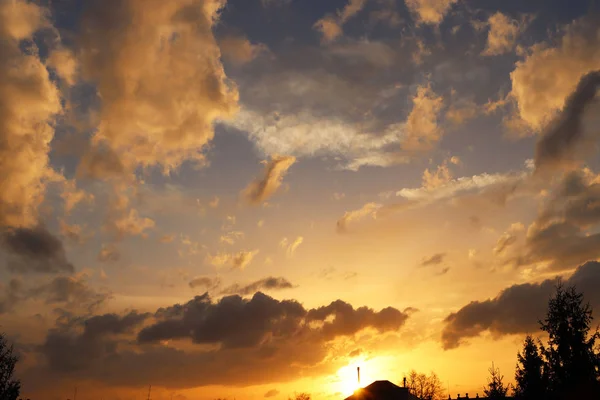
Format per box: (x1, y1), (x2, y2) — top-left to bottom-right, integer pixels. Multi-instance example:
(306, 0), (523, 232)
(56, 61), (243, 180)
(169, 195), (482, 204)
(344, 380), (420, 400)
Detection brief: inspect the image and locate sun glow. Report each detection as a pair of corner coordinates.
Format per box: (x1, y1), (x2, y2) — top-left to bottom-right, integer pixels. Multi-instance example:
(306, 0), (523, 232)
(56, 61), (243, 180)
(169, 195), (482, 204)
(335, 356), (393, 397)
(337, 363), (362, 397)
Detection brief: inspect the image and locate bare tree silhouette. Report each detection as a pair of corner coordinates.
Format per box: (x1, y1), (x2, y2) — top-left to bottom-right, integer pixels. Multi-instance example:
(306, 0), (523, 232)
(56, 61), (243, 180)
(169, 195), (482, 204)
(406, 370), (445, 400)
(0, 333), (20, 400)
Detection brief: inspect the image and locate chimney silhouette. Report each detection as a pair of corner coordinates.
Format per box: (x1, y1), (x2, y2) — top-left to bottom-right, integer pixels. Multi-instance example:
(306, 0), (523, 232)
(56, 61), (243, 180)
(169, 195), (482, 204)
(357, 367), (360, 386)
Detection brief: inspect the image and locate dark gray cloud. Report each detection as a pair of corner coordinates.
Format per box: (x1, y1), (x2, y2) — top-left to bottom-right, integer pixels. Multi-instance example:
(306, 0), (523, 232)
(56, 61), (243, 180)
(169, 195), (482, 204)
(219, 277), (295, 296)
(138, 292), (307, 348)
(264, 389), (280, 398)
(40, 311), (150, 372)
(534, 71), (600, 171)
(30, 276), (111, 312)
(1, 226), (74, 274)
(83, 311), (150, 338)
(188, 276), (221, 290)
(441, 261), (600, 349)
(139, 292), (408, 346)
(306, 299), (409, 340)
(420, 253), (446, 267)
(28, 292), (411, 390)
(509, 170), (600, 271)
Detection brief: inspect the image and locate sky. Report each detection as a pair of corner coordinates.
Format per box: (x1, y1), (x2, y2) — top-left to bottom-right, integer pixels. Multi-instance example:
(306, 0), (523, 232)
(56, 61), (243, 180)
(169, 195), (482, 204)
(1, 0), (600, 399)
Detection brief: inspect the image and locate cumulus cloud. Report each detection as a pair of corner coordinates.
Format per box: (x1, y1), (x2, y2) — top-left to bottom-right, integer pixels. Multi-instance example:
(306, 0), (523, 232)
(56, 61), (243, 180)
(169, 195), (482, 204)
(0, 0), (62, 228)
(139, 292), (407, 346)
(442, 261), (600, 349)
(219, 277), (295, 296)
(206, 250), (260, 270)
(242, 156), (296, 205)
(219, 35), (265, 65)
(405, 0), (458, 26)
(507, 169), (600, 271)
(111, 209), (155, 238)
(60, 179), (94, 215)
(534, 71), (600, 172)
(59, 221), (84, 243)
(402, 85), (445, 152)
(1, 226), (74, 274)
(313, 0), (368, 43)
(30, 292), (410, 390)
(77, 0), (238, 176)
(422, 161), (452, 190)
(482, 12), (529, 56)
(40, 311), (149, 372)
(47, 48), (78, 86)
(509, 16), (600, 132)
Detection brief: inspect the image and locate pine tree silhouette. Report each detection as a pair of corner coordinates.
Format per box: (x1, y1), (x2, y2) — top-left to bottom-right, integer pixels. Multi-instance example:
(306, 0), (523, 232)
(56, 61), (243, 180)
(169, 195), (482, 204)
(538, 282), (600, 398)
(514, 335), (546, 399)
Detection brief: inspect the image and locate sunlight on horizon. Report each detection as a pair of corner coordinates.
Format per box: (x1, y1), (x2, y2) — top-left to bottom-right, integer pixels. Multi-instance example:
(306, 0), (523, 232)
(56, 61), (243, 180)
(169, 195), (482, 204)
(335, 356), (393, 397)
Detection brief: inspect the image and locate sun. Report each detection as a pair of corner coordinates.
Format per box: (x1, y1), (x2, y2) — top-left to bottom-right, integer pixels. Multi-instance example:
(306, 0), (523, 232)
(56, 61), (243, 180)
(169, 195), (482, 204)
(334, 355), (397, 397)
(336, 363), (362, 397)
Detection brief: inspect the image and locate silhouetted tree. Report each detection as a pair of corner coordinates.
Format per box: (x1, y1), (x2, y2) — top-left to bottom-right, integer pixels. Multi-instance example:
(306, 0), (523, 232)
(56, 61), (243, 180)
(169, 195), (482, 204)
(514, 335), (547, 399)
(289, 392), (311, 400)
(538, 282), (600, 398)
(406, 370), (445, 400)
(483, 363), (510, 399)
(0, 333), (20, 400)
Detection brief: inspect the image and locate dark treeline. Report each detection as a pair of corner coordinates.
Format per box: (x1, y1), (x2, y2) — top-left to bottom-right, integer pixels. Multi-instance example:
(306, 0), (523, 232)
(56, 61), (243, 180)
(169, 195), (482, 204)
(511, 282), (600, 400)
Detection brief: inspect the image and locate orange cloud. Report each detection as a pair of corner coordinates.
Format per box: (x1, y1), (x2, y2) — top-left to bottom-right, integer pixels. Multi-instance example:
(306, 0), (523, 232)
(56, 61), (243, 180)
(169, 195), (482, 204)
(402, 85), (445, 151)
(0, 0), (62, 228)
(314, 0), (368, 43)
(510, 16), (600, 132)
(482, 12), (530, 56)
(405, 0), (457, 25)
(219, 35), (265, 65)
(77, 0), (239, 176)
(206, 250), (260, 270)
(243, 155), (296, 205)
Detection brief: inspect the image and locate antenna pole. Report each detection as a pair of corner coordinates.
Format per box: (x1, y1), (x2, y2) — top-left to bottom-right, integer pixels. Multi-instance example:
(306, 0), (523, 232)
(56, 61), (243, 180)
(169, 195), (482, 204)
(147, 385), (152, 400)
(74, 386), (77, 400)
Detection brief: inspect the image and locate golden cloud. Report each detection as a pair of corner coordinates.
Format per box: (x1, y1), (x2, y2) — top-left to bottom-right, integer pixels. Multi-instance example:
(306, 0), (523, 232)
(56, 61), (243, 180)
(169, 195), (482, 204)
(405, 0), (457, 25)
(510, 16), (600, 132)
(219, 35), (265, 65)
(78, 0), (239, 175)
(313, 0), (368, 43)
(0, 0), (62, 228)
(402, 84), (445, 151)
(242, 155), (296, 205)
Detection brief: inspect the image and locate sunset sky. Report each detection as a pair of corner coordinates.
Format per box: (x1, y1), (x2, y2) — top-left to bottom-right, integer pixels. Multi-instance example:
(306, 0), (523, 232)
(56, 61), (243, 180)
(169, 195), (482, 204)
(1, 0), (600, 399)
